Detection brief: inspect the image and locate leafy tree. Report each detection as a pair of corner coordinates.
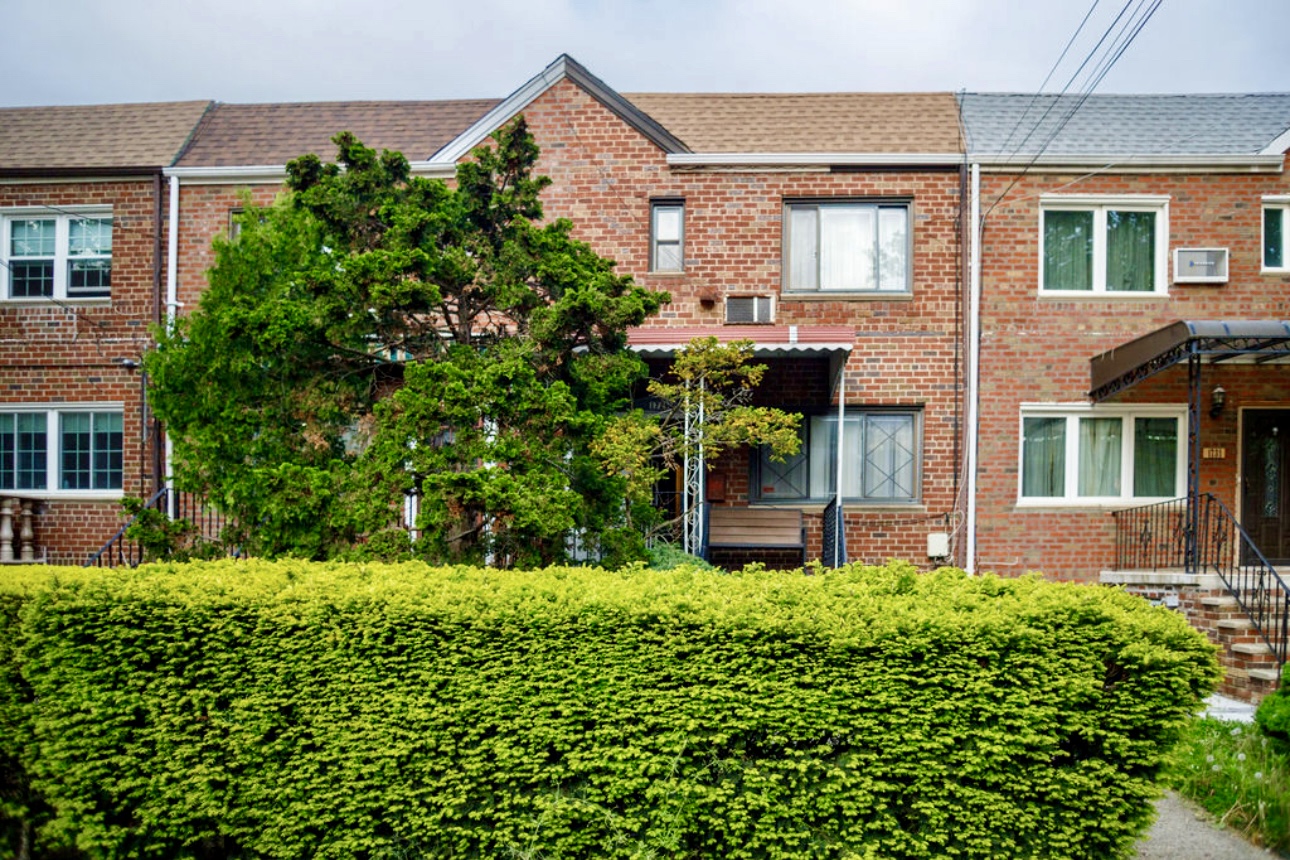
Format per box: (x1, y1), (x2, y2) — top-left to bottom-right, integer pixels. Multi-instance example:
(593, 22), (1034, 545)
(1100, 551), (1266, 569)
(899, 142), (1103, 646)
(594, 337), (801, 535)
(147, 119), (666, 565)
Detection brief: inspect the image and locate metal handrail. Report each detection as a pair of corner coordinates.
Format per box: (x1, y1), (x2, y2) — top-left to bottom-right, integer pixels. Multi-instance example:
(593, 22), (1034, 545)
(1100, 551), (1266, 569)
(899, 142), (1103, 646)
(84, 487), (228, 568)
(1112, 493), (1288, 666)
(1197, 493), (1290, 667)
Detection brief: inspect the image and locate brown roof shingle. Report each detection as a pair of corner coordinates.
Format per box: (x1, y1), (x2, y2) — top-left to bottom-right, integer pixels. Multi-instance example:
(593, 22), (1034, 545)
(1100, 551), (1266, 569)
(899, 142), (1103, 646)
(0, 101), (212, 170)
(624, 92), (964, 154)
(176, 100), (501, 167)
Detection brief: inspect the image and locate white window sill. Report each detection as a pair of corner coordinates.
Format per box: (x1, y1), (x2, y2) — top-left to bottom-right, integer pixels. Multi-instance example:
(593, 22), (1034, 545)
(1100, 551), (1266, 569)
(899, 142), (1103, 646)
(3, 490), (125, 502)
(1261, 267), (1290, 275)
(781, 291), (913, 302)
(1014, 497), (1176, 511)
(1, 298), (112, 307)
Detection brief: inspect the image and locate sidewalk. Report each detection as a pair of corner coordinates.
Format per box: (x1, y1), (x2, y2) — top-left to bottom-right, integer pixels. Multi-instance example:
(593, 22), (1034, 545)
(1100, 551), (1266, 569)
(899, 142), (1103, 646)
(1135, 694), (1280, 860)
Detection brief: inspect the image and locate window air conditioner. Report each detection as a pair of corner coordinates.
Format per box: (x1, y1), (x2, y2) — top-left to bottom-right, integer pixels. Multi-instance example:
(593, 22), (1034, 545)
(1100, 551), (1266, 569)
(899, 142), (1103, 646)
(1173, 248), (1229, 284)
(725, 295), (774, 324)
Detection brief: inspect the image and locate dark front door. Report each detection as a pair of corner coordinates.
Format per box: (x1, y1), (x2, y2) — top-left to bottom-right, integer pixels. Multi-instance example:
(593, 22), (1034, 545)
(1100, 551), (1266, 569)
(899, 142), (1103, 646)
(1241, 410), (1290, 564)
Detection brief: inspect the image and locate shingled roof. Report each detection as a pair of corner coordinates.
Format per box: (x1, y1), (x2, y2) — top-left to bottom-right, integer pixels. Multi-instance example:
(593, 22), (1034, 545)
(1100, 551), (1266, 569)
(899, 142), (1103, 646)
(959, 92), (1290, 158)
(175, 100), (501, 167)
(0, 101), (211, 171)
(624, 92), (963, 153)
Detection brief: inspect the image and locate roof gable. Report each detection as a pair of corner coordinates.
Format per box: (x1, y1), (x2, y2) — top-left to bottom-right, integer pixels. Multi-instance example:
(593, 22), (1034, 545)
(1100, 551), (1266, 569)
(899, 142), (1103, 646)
(431, 54), (690, 163)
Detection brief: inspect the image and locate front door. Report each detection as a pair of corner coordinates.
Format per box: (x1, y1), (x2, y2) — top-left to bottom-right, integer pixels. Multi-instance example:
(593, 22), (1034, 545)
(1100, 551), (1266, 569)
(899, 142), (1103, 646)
(1241, 409), (1290, 564)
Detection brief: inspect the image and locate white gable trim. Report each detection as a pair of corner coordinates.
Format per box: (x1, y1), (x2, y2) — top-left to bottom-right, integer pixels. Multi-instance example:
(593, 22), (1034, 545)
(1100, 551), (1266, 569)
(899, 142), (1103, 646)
(431, 54), (689, 165)
(1263, 126), (1290, 157)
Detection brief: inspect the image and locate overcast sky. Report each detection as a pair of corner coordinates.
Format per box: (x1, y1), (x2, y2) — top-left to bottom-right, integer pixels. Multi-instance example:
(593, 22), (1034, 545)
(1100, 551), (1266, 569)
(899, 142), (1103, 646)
(2, 0), (1286, 107)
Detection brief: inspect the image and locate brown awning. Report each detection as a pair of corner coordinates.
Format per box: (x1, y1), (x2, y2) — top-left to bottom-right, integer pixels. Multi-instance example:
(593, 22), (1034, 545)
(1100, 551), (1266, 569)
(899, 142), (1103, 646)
(1090, 320), (1290, 401)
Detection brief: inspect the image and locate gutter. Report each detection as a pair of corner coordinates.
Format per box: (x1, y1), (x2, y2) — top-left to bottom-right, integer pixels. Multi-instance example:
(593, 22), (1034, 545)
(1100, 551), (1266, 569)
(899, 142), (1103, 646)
(0, 165), (160, 179)
(666, 152), (963, 169)
(164, 161), (456, 185)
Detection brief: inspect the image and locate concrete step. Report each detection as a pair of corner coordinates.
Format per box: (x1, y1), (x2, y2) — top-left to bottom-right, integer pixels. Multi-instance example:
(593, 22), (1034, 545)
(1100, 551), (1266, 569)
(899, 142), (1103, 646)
(1230, 641), (1275, 658)
(1249, 667), (1282, 683)
(1216, 617), (1254, 631)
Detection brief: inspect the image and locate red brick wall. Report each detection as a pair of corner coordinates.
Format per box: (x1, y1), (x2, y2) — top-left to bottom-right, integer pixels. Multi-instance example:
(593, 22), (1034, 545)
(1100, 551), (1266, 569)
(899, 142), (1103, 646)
(1, 178), (167, 563)
(164, 79), (968, 568)
(974, 158), (1290, 582)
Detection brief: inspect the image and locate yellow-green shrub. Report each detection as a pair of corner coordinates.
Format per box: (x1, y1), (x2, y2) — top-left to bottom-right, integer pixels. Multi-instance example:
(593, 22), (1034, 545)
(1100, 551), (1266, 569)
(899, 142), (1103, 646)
(1, 561), (1219, 859)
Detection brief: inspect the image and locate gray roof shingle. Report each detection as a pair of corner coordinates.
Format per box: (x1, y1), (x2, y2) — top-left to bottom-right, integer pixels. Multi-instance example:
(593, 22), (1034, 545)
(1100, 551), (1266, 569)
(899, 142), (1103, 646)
(959, 92), (1290, 158)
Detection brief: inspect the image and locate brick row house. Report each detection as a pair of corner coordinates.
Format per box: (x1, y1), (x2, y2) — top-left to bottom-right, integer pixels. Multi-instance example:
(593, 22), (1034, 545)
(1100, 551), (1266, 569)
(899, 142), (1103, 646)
(3, 56), (1288, 696)
(0, 102), (210, 564)
(959, 93), (1290, 697)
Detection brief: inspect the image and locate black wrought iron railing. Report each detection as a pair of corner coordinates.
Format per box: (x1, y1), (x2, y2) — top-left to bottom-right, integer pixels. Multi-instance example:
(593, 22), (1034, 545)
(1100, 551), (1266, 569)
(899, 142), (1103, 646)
(85, 487), (228, 568)
(1113, 493), (1289, 666)
(822, 497), (847, 568)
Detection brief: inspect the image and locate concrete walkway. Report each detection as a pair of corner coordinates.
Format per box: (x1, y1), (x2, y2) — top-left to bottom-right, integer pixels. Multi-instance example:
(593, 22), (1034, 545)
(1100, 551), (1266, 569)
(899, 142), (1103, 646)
(1135, 694), (1282, 860)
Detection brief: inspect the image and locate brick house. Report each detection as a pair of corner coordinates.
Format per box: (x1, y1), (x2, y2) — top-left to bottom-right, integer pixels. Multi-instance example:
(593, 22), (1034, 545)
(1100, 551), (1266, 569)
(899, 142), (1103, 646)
(0, 101), (211, 564)
(959, 93), (1290, 697)
(161, 55), (970, 570)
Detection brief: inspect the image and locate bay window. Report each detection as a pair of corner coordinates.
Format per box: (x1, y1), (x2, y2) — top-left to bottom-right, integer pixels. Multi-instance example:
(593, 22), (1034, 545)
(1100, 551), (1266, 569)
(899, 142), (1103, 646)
(757, 411), (920, 503)
(1019, 406), (1184, 504)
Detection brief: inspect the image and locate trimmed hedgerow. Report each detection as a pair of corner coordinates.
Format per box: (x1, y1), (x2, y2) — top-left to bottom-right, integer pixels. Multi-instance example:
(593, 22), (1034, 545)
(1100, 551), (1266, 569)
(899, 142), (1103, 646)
(1, 561), (1218, 860)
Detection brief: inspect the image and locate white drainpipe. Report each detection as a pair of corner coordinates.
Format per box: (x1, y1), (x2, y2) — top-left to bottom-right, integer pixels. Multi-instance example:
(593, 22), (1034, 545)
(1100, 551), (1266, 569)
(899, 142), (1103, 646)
(965, 163), (982, 574)
(163, 175), (180, 507)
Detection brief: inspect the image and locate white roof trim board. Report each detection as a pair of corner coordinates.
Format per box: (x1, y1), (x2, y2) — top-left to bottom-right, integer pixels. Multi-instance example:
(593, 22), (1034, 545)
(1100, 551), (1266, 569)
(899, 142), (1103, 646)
(431, 54), (689, 165)
(1263, 126), (1290, 156)
(668, 153), (962, 167)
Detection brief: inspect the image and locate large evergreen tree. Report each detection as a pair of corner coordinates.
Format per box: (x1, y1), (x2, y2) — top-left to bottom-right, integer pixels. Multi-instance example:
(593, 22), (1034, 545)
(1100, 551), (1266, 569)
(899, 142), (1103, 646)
(147, 119), (666, 565)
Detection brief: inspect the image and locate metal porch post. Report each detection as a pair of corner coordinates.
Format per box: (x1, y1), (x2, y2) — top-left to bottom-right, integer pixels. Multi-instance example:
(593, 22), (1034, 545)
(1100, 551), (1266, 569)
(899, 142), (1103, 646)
(1186, 351), (1202, 575)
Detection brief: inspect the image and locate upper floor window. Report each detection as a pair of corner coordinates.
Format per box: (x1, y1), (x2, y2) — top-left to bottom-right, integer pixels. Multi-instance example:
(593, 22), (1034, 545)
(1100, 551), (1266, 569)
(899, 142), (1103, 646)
(650, 200), (684, 272)
(1040, 196), (1168, 295)
(1265, 198), (1289, 271)
(785, 201), (910, 293)
(1019, 405), (1184, 505)
(0, 406), (123, 494)
(1, 209), (113, 301)
(756, 410), (920, 503)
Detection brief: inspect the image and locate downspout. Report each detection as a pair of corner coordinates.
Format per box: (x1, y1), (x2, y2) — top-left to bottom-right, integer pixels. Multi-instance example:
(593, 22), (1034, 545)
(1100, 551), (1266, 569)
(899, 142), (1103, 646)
(148, 172), (164, 495)
(835, 358), (845, 563)
(164, 174), (180, 512)
(965, 164), (982, 574)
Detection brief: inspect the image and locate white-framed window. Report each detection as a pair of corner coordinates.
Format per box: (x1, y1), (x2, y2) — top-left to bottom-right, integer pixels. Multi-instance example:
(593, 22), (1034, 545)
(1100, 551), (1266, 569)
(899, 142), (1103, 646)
(784, 201), (910, 293)
(1264, 197), (1289, 271)
(1039, 195), (1168, 295)
(1018, 404), (1185, 505)
(756, 411), (920, 503)
(650, 200), (684, 272)
(1, 208), (113, 301)
(0, 405), (124, 494)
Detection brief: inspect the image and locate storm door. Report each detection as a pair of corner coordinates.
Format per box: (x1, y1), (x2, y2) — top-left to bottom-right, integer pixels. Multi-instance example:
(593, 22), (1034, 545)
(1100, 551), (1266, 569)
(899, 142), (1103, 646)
(1241, 410), (1290, 564)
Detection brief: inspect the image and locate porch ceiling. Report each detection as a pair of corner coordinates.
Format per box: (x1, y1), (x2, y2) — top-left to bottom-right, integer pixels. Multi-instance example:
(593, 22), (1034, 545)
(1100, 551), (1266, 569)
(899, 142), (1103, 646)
(1090, 320), (1290, 402)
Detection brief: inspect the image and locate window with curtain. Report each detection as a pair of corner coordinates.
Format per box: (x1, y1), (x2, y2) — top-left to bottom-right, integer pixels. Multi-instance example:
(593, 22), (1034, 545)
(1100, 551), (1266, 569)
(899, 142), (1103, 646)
(756, 411), (919, 502)
(1266, 203), (1288, 270)
(1020, 408), (1181, 503)
(1040, 199), (1165, 294)
(785, 201), (910, 293)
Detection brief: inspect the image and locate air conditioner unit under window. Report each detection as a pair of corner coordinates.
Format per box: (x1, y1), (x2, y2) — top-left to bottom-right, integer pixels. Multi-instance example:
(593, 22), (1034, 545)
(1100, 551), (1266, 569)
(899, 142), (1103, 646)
(1174, 248), (1229, 284)
(725, 295), (773, 324)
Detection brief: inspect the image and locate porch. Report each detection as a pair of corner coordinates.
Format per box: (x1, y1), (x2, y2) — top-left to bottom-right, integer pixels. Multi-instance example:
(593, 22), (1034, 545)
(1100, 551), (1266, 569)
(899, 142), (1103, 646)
(1092, 321), (1290, 701)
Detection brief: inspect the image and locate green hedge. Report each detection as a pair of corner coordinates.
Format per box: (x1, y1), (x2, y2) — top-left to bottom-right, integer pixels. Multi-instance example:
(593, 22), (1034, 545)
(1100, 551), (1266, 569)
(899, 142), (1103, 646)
(1, 561), (1219, 860)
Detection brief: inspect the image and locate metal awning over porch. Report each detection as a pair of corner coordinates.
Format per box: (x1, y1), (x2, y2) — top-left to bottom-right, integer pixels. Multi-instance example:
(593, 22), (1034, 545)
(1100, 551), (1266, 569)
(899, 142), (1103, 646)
(1090, 320), (1290, 402)
(627, 324), (854, 391)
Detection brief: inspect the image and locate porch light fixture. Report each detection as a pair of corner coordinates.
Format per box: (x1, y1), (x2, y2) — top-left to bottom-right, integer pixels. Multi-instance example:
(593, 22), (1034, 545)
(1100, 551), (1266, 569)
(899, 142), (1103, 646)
(1210, 385), (1226, 418)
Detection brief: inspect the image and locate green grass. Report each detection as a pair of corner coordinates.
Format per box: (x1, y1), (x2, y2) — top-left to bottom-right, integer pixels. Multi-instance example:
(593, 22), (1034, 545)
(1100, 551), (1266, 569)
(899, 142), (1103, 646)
(1166, 717), (1290, 856)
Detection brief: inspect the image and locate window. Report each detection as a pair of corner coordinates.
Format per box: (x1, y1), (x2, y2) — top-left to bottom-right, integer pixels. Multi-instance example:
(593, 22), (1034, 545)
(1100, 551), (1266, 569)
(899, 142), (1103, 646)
(1265, 199), (1289, 271)
(1040, 196), (1168, 294)
(784, 201), (910, 293)
(650, 200), (684, 272)
(0, 407), (123, 493)
(1019, 406), (1184, 504)
(2, 210), (113, 301)
(756, 411), (920, 503)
